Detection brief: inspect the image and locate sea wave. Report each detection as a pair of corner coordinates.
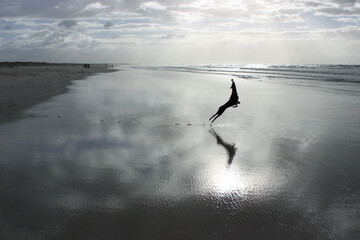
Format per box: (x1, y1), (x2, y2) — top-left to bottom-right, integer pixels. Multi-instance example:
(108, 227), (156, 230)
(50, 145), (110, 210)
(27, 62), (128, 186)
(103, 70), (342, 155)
(134, 64), (360, 84)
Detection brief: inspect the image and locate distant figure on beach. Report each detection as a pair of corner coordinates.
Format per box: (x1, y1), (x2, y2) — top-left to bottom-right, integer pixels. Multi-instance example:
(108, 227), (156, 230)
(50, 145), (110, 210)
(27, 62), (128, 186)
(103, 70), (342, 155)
(209, 79), (240, 123)
(209, 128), (237, 165)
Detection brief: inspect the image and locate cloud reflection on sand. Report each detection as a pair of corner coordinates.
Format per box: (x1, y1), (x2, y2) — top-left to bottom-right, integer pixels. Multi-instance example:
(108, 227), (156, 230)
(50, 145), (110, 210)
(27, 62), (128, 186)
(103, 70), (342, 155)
(1, 67), (360, 239)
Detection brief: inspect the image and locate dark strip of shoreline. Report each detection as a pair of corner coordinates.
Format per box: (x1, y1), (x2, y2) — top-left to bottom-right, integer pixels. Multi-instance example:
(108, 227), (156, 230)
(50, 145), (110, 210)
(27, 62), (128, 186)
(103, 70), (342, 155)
(0, 63), (117, 124)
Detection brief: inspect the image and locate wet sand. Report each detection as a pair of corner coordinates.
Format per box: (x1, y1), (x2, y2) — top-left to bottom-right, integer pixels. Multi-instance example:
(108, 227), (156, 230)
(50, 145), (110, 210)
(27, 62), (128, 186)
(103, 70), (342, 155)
(0, 63), (116, 124)
(0, 66), (360, 239)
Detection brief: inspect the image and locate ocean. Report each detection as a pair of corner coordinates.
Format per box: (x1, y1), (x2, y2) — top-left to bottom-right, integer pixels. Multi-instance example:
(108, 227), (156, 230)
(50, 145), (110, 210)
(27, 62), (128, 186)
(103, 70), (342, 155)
(136, 64), (360, 93)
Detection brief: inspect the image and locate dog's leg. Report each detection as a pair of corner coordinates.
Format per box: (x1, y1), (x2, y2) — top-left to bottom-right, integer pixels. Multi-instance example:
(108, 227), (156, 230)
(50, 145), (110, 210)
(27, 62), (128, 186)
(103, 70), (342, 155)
(209, 113), (217, 121)
(211, 114), (221, 123)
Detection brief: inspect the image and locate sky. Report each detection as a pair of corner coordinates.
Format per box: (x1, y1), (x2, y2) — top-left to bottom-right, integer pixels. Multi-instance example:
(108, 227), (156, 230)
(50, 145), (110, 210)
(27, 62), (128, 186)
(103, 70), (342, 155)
(0, 0), (360, 64)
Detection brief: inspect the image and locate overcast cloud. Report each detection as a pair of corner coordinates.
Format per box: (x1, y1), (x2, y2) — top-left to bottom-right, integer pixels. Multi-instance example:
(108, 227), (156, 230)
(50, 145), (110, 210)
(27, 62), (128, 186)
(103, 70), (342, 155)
(0, 0), (359, 63)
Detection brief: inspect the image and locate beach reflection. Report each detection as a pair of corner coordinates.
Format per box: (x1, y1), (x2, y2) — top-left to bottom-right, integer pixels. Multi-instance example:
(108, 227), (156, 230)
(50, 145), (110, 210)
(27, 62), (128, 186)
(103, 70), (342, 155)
(1, 67), (360, 239)
(209, 128), (237, 165)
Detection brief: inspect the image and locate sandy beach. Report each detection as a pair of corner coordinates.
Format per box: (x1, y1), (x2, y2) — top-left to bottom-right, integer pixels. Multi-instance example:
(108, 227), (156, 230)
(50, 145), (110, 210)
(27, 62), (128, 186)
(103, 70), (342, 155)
(0, 63), (116, 124)
(3, 0), (360, 238)
(0, 65), (359, 239)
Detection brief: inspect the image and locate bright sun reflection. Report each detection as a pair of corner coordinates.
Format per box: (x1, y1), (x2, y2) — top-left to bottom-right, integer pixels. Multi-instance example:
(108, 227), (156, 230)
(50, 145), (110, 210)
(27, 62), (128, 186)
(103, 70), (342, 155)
(212, 168), (245, 194)
(204, 158), (279, 198)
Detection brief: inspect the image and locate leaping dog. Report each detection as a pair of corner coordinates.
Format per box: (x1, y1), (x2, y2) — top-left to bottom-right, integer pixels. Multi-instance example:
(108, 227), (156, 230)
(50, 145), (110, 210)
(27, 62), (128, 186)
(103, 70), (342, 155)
(209, 79), (240, 123)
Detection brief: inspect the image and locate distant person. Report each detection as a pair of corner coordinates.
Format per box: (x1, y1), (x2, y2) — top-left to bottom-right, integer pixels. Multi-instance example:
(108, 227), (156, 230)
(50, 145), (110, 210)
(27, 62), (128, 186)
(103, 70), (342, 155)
(209, 79), (240, 123)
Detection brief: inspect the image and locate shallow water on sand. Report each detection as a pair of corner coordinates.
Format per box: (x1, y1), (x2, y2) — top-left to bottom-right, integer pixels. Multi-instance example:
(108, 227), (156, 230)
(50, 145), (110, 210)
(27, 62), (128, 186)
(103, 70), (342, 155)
(1, 67), (360, 239)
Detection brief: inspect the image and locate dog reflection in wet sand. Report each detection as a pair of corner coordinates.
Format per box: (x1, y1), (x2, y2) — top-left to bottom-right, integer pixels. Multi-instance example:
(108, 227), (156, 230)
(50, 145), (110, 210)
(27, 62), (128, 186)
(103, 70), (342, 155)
(209, 128), (237, 165)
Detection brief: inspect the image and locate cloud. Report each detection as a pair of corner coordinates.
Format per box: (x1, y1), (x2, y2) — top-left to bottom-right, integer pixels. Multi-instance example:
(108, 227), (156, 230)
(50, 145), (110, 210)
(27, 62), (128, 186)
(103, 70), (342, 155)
(160, 33), (185, 40)
(136, 1), (175, 22)
(331, 0), (358, 6)
(0, 0), (356, 21)
(304, 1), (323, 8)
(321, 26), (360, 40)
(103, 21), (115, 28)
(139, 1), (167, 11)
(0, 21), (10, 31)
(58, 20), (77, 29)
(84, 2), (108, 11)
(336, 17), (358, 22)
(318, 7), (360, 16)
(0, 0), (354, 23)
(302, 0), (360, 16)
(0, 0), (360, 63)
